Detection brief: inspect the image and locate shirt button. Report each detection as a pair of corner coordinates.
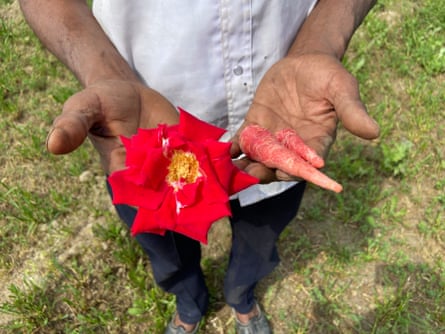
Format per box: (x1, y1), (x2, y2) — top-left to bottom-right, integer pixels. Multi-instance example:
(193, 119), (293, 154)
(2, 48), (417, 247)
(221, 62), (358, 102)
(233, 66), (243, 76)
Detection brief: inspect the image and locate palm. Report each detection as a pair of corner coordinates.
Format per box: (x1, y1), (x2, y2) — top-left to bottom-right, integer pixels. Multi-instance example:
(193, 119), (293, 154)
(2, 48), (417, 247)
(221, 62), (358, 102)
(236, 53), (379, 181)
(47, 80), (178, 173)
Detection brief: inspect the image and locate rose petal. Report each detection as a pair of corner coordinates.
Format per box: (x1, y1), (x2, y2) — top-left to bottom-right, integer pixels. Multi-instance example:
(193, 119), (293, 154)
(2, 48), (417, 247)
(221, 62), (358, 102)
(205, 140), (232, 159)
(196, 147), (243, 202)
(176, 178), (203, 207)
(178, 107), (226, 141)
(131, 207), (166, 236)
(108, 171), (166, 210)
(176, 202), (232, 244)
(122, 136), (147, 168)
(138, 147), (169, 188)
(155, 190), (179, 230)
(132, 128), (162, 149)
(205, 142), (235, 191)
(131, 190), (177, 235)
(227, 168), (259, 195)
(200, 170), (230, 205)
(123, 130), (160, 166)
(204, 140), (259, 194)
(120, 135), (132, 151)
(165, 139), (189, 157)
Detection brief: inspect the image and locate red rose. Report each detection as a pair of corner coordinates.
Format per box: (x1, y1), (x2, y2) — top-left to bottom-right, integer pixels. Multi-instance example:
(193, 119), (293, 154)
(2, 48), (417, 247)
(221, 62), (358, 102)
(108, 108), (258, 243)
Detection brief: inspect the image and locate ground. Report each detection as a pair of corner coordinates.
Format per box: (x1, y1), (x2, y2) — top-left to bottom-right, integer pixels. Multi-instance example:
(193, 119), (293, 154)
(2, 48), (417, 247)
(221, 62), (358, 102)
(1, 1), (444, 333)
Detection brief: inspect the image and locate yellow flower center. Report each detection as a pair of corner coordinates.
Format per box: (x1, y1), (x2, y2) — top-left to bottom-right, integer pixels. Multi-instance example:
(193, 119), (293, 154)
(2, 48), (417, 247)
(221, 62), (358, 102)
(166, 150), (201, 188)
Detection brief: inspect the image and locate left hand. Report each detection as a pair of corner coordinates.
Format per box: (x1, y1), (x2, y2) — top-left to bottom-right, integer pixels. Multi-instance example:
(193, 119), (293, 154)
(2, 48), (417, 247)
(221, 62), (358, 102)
(231, 52), (380, 183)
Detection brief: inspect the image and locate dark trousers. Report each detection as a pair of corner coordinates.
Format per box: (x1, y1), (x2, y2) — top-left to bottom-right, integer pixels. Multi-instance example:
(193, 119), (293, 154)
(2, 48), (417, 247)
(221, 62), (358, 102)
(109, 182), (306, 324)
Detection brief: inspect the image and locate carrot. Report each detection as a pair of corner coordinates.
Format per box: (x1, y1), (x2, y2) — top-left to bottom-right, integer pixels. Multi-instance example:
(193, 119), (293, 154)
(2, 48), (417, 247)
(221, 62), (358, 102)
(275, 128), (325, 168)
(239, 125), (343, 193)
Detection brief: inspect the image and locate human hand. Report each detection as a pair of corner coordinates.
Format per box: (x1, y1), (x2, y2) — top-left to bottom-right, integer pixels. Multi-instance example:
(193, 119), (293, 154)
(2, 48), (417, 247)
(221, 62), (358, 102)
(46, 79), (179, 173)
(231, 53), (380, 182)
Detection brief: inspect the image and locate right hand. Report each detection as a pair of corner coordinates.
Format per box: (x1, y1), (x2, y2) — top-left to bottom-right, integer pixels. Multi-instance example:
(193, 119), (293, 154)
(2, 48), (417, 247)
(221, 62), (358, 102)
(46, 79), (179, 173)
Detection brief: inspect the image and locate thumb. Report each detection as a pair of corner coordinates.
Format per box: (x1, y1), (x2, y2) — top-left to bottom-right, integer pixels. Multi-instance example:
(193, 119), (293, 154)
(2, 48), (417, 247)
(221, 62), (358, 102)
(47, 90), (102, 154)
(332, 76), (380, 140)
(337, 98), (380, 140)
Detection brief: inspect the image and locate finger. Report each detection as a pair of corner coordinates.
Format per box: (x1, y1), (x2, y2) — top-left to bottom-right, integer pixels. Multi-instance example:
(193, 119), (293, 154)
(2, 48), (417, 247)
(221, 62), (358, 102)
(244, 162), (277, 184)
(275, 169), (303, 182)
(47, 90), (101, 154)
(303, 135), (336, 161)
(231, 156), (250, 170)
(229, 139), (242, 158)
(235, 159), (299, 183)
(109, 146), (127, 173)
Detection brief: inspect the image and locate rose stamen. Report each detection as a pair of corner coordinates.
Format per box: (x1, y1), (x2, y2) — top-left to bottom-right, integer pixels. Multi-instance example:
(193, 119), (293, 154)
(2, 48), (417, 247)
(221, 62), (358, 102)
(166, 150), (201, 189)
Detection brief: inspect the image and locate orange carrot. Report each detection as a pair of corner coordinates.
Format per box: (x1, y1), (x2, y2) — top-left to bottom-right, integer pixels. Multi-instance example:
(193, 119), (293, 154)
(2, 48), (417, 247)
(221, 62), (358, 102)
(239, 125), (343, 193)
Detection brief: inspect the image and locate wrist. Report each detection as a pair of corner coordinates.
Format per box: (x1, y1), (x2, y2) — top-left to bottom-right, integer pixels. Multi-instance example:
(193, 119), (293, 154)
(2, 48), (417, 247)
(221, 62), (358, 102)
(288, 41), (345, 60)
(79, 49), (140, 88)
(288, 0), (377, 60)
(83, 65), (139, 88)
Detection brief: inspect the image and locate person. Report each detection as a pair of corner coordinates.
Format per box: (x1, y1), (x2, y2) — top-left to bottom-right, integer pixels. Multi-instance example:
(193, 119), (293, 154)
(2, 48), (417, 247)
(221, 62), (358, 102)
(18, 1), (380, 333)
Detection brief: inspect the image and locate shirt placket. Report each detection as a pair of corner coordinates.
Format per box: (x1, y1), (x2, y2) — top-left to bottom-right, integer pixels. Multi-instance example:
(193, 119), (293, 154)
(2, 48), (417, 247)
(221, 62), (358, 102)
(220, 0), (254, 136)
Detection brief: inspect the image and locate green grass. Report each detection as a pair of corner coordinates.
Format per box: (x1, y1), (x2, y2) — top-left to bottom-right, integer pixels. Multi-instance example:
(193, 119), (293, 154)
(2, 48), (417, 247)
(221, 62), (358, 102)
(1, 1), (444, 333)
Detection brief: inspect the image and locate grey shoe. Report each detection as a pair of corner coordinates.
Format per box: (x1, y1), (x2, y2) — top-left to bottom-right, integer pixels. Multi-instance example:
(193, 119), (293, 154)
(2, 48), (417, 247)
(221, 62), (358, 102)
(164, 312), (199, 334)
(234, 303), (272, 334)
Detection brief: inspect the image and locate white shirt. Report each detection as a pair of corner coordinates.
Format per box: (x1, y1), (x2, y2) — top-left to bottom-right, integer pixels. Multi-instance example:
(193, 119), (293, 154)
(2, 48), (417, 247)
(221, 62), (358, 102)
(93, 0), (317, 206)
